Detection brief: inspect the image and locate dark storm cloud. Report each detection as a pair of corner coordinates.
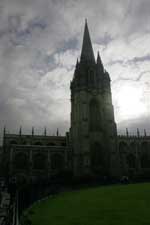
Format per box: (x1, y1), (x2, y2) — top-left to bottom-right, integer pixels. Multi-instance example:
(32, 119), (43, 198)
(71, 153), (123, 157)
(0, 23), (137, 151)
(0, 0), (150, 141)
(128, 54), (150, 64)
(109, 54), (150, 71)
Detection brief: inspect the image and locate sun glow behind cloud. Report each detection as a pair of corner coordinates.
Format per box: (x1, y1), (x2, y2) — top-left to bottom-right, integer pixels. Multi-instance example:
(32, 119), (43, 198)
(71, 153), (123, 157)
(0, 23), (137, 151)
(115, 84), (147, 122)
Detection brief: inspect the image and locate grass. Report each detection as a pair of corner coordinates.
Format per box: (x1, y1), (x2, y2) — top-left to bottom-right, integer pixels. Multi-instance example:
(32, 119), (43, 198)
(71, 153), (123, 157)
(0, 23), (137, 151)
(26, 183), (150, 225)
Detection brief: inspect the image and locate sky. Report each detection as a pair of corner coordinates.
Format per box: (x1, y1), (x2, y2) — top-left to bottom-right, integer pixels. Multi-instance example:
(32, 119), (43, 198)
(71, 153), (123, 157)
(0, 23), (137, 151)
(0, 0), (150, 140)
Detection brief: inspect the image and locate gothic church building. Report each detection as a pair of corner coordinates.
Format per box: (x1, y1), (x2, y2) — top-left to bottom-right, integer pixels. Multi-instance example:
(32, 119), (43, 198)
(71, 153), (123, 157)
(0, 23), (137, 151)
(2, 21), (150, 183)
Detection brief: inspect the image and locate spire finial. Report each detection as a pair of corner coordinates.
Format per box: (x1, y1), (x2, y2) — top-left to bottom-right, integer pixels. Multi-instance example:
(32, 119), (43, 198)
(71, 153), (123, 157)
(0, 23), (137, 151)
(32, 127), (34, 136)
(44, 127), (47, 136)
(19, 126), (22, 136)
(57, 128), (59, 136)
(137, 128), (140, 138)
(126, 128), (129, 137)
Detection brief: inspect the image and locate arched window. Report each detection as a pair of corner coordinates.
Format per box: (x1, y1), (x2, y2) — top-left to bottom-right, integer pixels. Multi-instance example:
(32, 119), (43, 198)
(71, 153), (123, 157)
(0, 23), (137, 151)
(127, 154), (136, 168)
(88, 69), (95, 86)
(119, 142), (128, 153)
(33, 154), (46, 170)
(51, 154), (64, 171)
(130, 142), (136, 152)
(141, 153), (150, 168)
(141, 142), (148, 152)
(89, 98), (101, 132)
(14, 153), (28, 170)
(90, 142), (104, 171)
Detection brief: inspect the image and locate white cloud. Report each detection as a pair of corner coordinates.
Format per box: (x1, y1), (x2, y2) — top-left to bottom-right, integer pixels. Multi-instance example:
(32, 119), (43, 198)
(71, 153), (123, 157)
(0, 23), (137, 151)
(0, 0), (150, 138)
(54, 49), (79, 70)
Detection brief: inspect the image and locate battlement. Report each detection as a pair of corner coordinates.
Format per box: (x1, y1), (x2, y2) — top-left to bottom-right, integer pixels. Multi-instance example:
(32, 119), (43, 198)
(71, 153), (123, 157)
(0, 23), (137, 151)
(117, 135), (150, 139)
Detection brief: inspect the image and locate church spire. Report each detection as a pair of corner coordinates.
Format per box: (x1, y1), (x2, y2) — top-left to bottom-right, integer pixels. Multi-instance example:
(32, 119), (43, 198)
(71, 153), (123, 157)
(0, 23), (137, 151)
(80, 19), (95, 64)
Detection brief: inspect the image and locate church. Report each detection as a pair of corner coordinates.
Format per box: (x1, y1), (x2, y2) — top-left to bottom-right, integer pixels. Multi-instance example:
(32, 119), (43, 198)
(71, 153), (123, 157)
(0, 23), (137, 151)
(2, 21), (150, 183)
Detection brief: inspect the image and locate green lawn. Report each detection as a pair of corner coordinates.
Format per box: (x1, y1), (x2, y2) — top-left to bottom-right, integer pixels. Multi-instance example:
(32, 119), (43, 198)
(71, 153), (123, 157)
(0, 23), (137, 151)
(26, 183), (150, 225)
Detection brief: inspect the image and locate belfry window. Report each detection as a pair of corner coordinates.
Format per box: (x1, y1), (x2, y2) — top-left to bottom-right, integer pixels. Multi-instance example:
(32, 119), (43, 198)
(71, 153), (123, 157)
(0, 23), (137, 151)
(126, 154), (136, 168)
(88, 69), (95, 86)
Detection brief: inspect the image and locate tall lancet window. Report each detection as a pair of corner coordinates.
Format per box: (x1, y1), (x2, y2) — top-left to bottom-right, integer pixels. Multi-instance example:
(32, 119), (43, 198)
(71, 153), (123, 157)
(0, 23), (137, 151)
(88, 69), (94, 86)
(89, 98), (101, 131)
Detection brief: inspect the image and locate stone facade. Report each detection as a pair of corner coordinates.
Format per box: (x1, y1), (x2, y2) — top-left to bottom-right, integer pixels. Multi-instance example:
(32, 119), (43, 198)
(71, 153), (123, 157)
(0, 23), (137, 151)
(2, 132), (72, 182)
(1, 21), (150, 183)
(118, 134), (150, 179)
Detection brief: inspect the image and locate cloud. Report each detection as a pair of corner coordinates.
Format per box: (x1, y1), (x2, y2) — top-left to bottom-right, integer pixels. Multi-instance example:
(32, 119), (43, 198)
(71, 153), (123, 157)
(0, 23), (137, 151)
(0, 0), (150, 142)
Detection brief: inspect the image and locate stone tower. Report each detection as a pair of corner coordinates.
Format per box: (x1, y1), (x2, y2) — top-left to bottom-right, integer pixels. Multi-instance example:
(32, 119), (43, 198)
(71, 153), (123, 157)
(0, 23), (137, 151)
(70, 21), (119, 178)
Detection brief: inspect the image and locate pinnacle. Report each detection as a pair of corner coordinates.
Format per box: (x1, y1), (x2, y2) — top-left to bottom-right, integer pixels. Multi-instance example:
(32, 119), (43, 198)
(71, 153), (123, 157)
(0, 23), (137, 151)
(97, 51), (101, 63)
(97, 51), (104, 72)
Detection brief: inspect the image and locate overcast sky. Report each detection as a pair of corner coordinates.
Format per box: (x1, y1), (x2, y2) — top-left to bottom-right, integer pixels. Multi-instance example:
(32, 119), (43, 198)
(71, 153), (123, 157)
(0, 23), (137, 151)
(0, 0), (150, 140)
